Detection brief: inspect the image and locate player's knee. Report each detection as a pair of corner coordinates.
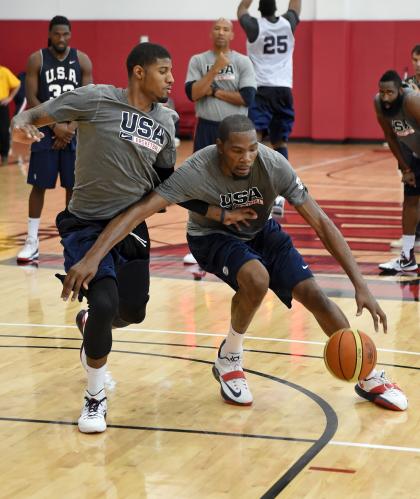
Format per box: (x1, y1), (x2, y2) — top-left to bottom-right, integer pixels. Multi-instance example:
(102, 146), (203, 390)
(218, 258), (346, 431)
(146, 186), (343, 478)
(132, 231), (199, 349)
(238, 264), (269, 304)
(118, 298), (149, 324)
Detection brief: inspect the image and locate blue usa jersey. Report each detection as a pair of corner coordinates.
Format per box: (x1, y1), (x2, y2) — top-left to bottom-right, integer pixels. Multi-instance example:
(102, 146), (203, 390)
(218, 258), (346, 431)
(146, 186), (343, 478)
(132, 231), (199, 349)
(33, 47), (82, 151)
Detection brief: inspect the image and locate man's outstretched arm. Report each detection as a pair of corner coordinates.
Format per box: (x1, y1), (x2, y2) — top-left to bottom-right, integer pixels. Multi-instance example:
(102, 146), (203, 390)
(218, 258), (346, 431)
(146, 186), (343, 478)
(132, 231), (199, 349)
(295, 195), (387, 333)
(61, 193), (258, 301)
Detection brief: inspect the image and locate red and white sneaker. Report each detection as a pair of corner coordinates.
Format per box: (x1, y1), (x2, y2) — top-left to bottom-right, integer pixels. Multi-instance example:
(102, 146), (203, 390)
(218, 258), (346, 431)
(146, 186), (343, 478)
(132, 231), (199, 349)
(355, 370), (408, 411)
(212, 340), (253, 406)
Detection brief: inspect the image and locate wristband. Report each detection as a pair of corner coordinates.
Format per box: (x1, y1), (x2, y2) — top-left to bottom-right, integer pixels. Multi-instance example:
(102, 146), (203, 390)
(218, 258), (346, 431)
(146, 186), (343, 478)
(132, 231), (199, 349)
(220, 208), (226, 224)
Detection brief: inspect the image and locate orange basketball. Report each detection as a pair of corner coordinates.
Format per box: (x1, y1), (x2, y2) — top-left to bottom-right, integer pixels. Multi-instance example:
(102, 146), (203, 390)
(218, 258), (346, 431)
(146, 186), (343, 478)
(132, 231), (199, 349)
(323, 328), (377, 382)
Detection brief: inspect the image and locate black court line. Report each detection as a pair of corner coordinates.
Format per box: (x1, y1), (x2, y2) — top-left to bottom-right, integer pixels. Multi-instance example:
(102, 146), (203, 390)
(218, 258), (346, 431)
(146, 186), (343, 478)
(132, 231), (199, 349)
(1, 334), (419, 372)
(0, 344), (338, 497)
(0, 416), (315, 444)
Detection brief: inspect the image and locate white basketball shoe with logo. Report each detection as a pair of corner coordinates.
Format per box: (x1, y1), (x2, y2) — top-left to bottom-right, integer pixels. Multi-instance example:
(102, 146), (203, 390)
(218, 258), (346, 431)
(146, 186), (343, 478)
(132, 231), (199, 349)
(212, 340), (253, 406)
(355, 370), (408, 411)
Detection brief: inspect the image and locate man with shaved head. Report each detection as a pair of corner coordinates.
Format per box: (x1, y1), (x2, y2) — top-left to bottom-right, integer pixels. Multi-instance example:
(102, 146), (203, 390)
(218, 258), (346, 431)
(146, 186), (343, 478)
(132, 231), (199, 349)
(183, 17), (257, 263)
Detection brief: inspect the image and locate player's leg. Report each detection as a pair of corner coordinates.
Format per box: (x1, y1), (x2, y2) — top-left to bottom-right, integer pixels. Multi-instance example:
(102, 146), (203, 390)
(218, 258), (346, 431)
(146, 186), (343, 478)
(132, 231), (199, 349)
(17, 151), (59, 262)
(0, 105), (10, 165)
(380, 159), (420, 272)
(56, 210), (120, 432)
(188, 232), (268, 405)
(268, 87), (295, 160)
(248, 87), (271, 144)
(113, 222), (151, 327)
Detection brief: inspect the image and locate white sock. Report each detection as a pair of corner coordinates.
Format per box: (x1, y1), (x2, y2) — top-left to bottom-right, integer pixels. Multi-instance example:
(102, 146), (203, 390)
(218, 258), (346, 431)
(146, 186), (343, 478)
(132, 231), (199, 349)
(222, 324), (244, 353)
(402, 235), (415, 259)
(80, 348), (88, 371)
(86, 364), (106, 396)
(28, 218), (40, 240)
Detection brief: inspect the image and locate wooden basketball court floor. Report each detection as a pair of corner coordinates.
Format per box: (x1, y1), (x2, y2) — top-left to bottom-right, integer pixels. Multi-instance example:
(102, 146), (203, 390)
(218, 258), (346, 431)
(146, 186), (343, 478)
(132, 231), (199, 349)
(0, 141), (419, 498)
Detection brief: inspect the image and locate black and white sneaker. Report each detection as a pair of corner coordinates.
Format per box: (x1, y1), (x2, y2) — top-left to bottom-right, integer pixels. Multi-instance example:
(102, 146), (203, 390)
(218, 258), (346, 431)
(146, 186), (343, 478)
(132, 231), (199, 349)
(78, 389), (107, 433)
(212, 340), (253, 406)
(379, 249), (418, 272)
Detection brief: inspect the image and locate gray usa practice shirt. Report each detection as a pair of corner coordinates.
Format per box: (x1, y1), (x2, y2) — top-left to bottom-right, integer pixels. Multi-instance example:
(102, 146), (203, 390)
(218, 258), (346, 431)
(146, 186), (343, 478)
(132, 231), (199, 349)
(43, 84), (177, 220)
(186, 50), (256, 122)
(155, 143), (308, 239)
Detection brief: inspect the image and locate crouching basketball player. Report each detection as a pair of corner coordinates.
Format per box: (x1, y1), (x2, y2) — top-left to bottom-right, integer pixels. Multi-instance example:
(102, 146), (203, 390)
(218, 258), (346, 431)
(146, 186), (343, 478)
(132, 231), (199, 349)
(61, 115), (408, 413)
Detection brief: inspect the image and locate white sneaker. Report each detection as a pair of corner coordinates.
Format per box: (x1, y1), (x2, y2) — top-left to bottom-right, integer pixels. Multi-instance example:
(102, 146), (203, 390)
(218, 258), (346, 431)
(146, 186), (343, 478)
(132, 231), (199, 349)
(78, 389), (107, 433)
(355, 370), (407, 411)
(183, 252), (197, 265)
(390, 237), (420, 249)
(212, 340), (253, 406)
(17, 236), (39, 262)
(378, 249), (418, 272)
(272, 196), (285, 216)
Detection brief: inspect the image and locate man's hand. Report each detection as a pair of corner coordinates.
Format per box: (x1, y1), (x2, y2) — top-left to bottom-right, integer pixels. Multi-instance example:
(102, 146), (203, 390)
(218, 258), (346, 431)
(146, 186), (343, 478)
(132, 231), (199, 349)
(52, 123), (75, 150)
(402, 170), (416, 187)
(0, 97), (12, 106)
(12, 124), (45, 144)
(355, 286), (388, 334)
(212, 52), (230, 74)
(223, 207), (258, 231)
(61, 257), (100, 302)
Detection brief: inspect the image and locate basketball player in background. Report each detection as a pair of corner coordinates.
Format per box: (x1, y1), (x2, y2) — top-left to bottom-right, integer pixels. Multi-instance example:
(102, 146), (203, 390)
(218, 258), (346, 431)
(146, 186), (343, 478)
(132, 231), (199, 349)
(237, 0), (301, 214)
(17, 16), (93, 263)
(391, 45), (420, 251)
(376, 71), (420, 273)
(59, 115), (408, 413)
(12, 43), (253, 433)
(183, 17), (256, 264)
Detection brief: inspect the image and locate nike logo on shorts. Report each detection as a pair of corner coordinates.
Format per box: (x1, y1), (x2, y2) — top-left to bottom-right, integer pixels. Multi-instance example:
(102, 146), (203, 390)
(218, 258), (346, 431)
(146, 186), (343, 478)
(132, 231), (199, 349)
(302, 265), (309, 269)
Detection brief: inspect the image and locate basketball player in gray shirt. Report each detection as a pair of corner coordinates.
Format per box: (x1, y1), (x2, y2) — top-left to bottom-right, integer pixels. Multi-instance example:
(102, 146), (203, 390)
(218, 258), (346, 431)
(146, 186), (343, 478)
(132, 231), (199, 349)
(185, 18), (256, 152)
(12, 43), (254, 434)
(61, 115), (407, 413)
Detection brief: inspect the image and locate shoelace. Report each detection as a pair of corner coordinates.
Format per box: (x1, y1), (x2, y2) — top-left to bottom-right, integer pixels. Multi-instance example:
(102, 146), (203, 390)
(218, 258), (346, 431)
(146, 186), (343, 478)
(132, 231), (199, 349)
(84, 397), (106, 418)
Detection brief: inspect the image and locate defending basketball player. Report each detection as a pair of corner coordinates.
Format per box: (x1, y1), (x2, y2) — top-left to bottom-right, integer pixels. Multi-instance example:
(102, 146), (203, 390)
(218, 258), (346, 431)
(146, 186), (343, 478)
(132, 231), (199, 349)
(12, 44), (255, 434)
(59, 115), (408, 412)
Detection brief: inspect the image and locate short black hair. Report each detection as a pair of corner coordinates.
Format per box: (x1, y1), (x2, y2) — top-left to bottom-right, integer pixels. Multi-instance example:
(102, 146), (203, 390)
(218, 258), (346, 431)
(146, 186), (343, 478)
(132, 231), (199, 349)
(126, 43), (171, 77)
(411, 44), (420, 56)
(218, 115), (255, 142)
(259, 0), (276, 17)
(49, 16), (71, 31)
(379, 70), (402, 88)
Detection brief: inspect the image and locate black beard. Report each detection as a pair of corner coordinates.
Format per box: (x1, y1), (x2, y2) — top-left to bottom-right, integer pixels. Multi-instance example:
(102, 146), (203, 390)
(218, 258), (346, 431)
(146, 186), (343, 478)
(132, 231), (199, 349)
(380, 93), (404, 117)
(158, 96), (169, 104)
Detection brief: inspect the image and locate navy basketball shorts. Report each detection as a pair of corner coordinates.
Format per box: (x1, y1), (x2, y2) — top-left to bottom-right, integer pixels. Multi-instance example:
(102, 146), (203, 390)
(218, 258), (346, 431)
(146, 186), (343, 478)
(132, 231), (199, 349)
(404, 154), (420, 197)
(28, 149), (76, 189)
(56, 210), (150, 284)
(193, 118), (220, 152)
(248, 86), (295, 144)
(187, 219), (313, 308)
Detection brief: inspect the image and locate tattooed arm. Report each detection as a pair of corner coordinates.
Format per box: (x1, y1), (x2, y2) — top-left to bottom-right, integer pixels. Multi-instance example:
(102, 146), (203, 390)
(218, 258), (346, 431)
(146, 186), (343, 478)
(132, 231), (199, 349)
(11, 103), (56, 144)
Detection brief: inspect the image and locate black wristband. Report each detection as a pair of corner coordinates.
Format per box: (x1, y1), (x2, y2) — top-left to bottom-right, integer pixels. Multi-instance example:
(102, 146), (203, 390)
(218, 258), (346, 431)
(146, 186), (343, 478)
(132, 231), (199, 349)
(220, 208), (226, 224)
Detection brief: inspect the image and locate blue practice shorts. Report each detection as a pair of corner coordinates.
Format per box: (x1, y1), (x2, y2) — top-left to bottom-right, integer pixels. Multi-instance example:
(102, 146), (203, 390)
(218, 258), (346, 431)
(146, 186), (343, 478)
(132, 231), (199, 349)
(28, 150), (76, 189)
(404, 153), (420, 197)
(193, 117), (220, 152)
(248, 86), (295, 144)
(56, 209), (150, 284)
(187, 218), (313, 308)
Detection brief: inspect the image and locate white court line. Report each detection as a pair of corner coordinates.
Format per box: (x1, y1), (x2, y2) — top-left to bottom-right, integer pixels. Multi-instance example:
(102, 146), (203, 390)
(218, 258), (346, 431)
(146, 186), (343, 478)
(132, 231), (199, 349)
(329, 440), (420, 454)
(0, 322), (419, 357)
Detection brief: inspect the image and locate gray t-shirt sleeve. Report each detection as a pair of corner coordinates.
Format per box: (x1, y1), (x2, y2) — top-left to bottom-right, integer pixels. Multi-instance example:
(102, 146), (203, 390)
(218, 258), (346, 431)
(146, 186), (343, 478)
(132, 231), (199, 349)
(282, 9), (300, 33)
(186, 55), (203, 83)
(239, 14), (259, 43)
(43, 84), (101, 122)
(155, 154), (204, 203)
(271, 154), (308, 206)
(238, 56), (257, 90)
